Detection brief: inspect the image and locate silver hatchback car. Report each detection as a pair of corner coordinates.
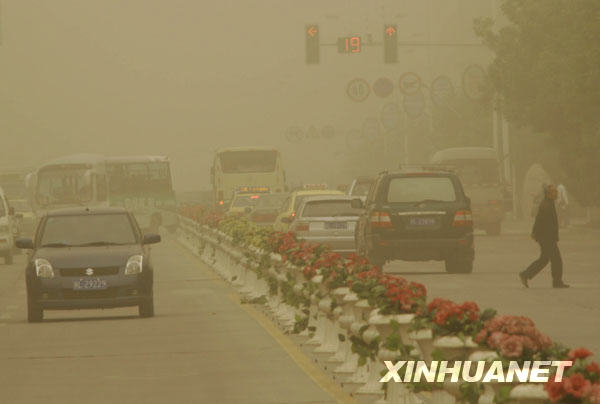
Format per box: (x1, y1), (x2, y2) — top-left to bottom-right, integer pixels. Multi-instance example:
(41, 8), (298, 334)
(290, 195), (362, 254)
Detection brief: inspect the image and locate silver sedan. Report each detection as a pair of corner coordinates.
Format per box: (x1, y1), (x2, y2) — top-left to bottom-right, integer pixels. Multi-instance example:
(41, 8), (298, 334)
(290, 195), (362, 254)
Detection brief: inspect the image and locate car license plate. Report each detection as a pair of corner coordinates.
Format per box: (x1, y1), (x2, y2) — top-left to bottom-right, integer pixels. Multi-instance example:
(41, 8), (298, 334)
(409, 217), (437, 226)
(326, 222), (347, 230)
(73, 278), (108, 290)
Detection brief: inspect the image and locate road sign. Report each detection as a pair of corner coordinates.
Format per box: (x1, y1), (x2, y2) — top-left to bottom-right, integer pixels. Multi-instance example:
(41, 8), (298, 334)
(462, 64), (486, 100)
(305, 24), (320, 65)
(345, 129), (363, 152)
(380, 103), (402, 130)
(431, 76), (455, 107)
(398, 72), (422, 95)
(285, 126), (304, 142)
(321, 125), (336, 139)
(373, 77), (394, 98)
(346, 78), (370, 102)
(403, 90), (425, 118)
(362, 117), (381, 138)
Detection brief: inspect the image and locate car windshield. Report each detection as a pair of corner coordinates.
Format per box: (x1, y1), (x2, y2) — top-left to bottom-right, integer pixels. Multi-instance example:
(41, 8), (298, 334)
(256, 194), (287, 209)
(301, 200), (362, 217)
(387, 177), (457, 203)
(39, 213), (137, 247)
(232, 195), (260, 208)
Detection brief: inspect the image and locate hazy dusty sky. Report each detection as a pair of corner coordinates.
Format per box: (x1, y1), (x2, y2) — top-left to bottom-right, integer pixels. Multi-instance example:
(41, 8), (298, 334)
(1, 0), (494, 189)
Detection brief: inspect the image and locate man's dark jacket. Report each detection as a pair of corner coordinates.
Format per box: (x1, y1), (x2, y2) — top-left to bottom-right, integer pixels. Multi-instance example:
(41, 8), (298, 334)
(532, 198), (559, 243)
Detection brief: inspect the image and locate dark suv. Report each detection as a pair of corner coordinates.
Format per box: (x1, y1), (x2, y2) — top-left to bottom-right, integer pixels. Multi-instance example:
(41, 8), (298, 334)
(16, 207), (160, 322)
(352, 168), (474, 273)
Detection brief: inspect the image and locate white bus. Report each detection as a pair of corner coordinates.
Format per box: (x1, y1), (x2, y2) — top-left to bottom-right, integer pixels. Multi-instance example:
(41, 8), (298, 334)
(211, 147), (286, 207)
(105, 156), (178, 232)
(30, 154), (108, 215)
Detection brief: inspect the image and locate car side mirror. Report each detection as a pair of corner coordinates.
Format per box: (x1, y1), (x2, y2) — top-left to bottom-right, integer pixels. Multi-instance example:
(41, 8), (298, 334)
(281, 216), (292, 224)
(350, 198), (364, 209)
(15, 238), (34, 249)
(142, 233), (161, 245)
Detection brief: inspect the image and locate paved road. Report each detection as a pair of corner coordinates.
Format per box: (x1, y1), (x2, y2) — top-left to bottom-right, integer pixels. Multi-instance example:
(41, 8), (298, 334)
(0, 239), (343, 404)
(386, 220), (600, 358)
(0, 221), (598, 403)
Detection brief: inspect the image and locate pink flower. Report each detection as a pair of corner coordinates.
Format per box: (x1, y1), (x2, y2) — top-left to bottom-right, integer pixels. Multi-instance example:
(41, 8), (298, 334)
(563, 373), (592, 398)
(588, 383), (600, 404)
(499, 335), (524, 358)
(474, 329), (488, 344)
(487, 331), (508, 349)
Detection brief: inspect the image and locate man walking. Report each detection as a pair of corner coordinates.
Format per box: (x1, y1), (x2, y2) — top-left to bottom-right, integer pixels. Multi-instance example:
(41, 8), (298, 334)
(519, 184), (570, 288)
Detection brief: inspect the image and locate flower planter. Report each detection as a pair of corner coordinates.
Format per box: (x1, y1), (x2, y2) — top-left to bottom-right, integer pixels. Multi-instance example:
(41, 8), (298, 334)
(508, 383), (548, 404)
(432, 336), (478, 361)
(409, 328), (434, 362)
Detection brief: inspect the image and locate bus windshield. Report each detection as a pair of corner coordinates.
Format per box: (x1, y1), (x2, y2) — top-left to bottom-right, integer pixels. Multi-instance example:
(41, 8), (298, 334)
(107, 162), (173, 196)
(445, 159), (500, 185)
(219, 150), (278, 173)
(36, 167), (93, 205)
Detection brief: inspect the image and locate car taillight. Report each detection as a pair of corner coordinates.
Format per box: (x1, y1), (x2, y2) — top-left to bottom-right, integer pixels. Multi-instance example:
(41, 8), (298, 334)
(295, 222), (309, 231)
(370, 211), (393, 229)
(219, 200), (224, 206)
(488, 200), (498, 205)
(452, 210), (473, 227)
(291, 212), (295, 218)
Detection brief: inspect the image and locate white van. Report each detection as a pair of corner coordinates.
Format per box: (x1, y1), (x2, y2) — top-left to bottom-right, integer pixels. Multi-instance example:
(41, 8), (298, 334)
(0, 187), (16, 264)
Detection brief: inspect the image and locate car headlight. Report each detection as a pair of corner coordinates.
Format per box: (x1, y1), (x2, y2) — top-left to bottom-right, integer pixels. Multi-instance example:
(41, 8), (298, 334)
(125, 255), (143, 275)
(35, 258), (55, 279)
(0, 225), (8, 233)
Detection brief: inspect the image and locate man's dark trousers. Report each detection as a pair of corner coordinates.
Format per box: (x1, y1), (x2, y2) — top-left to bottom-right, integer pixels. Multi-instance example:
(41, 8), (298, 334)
(522, 241), (563, 285)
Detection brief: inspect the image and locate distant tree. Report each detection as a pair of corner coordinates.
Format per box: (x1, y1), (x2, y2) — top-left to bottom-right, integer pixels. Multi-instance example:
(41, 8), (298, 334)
(474, 0), (600, 206)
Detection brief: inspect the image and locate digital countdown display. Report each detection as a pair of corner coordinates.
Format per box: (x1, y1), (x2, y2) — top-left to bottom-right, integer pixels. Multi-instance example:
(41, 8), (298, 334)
(337, 36), (361, 53)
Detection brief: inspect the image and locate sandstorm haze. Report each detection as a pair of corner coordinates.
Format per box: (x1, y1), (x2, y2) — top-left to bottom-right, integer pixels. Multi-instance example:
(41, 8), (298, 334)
(1, 0), (496, 190)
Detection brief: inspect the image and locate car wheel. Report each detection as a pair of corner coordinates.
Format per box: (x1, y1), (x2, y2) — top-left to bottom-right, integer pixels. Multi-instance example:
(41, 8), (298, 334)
(445, 257), (473, 274)
(27, 297), (43, 323)
(4, 252), (13, 265)
(485, 222), (501, 236)
(139, 296), (154, 318)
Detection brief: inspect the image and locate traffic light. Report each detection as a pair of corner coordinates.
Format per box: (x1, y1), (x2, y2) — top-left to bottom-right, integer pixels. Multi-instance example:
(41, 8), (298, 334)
(305, 24), (319, 64)
(383, 24), (398, 64)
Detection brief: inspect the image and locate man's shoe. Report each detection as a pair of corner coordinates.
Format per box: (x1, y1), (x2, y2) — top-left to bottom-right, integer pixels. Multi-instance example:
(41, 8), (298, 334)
(553, 283), (570, 289)
(519, 273), (529, 288)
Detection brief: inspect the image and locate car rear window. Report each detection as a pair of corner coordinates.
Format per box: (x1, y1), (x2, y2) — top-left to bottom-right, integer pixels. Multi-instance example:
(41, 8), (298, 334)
(301, 200), (362, 217)
(386, 176), (457, 203)
(40, 213), (137, 247)
(256, 194), (287, 208)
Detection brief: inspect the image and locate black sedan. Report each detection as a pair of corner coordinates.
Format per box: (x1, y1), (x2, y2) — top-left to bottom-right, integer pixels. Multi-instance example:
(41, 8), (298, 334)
(16, 207), (160, 322)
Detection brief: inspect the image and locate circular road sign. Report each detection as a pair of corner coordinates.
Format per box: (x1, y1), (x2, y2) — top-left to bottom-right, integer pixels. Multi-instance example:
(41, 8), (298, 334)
(430, 75), (455, 107)
(380, 103), (402, 130)
(462, 64), (486, 100)
(373, 77), (394, 98)
(321, 125), (336, 139)
(398, 72), (422, 95)
(346, 78), (370, 102)
(362, 117), (381, 139)
(403, 90), (425, 118)
(345, 129), (363, 152)
(285, 126), (303, 142)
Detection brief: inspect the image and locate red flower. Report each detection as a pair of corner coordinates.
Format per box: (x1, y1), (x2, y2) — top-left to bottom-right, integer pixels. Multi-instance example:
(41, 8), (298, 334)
(562, 373), (592, 398)
(545, 379), (565, 402)
(588, 384), (600, 404)
(586, 362), (600, 375)
(569, 347), (593, 361)
(487, 331), (508, 349)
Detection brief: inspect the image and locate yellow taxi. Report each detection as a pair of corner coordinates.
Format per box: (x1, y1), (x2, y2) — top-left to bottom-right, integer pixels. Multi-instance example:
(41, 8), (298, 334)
(273, 188), (344, 232)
